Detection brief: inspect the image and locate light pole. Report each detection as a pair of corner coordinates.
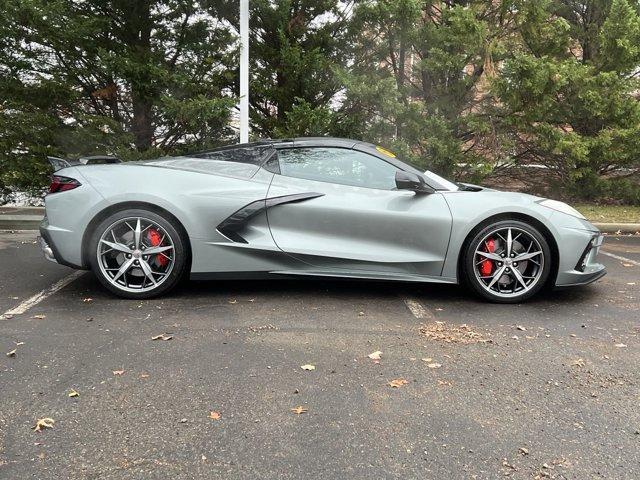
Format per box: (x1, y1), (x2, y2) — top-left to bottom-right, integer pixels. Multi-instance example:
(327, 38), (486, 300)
(239, 0), (249, 144)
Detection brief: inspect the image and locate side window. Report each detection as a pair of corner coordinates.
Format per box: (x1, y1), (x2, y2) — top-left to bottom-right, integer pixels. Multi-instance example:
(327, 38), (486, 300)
(276, 147), (399, 190)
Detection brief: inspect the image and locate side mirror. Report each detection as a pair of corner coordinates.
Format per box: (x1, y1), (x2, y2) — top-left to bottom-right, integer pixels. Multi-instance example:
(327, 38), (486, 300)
(395, 171), (434, 194)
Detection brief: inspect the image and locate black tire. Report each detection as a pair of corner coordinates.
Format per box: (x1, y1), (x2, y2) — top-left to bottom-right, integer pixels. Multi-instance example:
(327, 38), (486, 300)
(462, 219), (552, 303)
(88, 208), (189, 299)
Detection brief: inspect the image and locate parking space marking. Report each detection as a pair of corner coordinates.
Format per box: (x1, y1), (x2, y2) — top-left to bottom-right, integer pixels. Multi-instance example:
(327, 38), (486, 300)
(0, 271), (85, 319)
(600, 250), (640, 267)
(402, 298), (434, 319)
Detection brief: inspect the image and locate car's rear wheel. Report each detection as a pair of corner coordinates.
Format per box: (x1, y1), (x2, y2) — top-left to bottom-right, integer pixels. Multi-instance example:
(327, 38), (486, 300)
(463, 220), (552, 303)
(88, 208), (188, 299)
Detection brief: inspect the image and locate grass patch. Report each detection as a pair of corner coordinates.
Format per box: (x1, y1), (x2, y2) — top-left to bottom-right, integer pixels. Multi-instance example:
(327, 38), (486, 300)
(575, 204), (640, 223)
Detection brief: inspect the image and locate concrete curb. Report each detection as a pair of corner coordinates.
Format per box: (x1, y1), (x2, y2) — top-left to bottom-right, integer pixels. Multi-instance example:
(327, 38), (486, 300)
(594, 223), (640, 234)
(0, 207), (638, 233)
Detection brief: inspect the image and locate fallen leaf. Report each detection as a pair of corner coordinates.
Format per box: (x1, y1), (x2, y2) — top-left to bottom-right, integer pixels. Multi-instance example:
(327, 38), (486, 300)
(6, 349), (16, 357)
(421, 357), (433, 363)
(113, 370), (125, 376)
(228, 299), (238, 304)
(209, 411), (221, 421)
(627, 282), (636, 286)
(291, 406), (308, 414)
(516, 325), (526, 331)
(519, 447), (529, 455)
(301, 364), (316, 371)
(615, 343), (627, 348)
(151, 334), (173, 341)
(368, 351), (382, 360)
(427, 363), (442, 369)
(388, 378), (409, 388)
(15, 341), (24, 346)
(68, 389), (79, 398)
(32, 418), (55, 432)
(140, 373), (150, 378)
(622, 263), (633, 267)
(572, 358), (585, 367)
(32, 314), (46, 319)
(420, 321), (487, 344)
(437, 379), (452, 386)
(82, 298), (93, 303)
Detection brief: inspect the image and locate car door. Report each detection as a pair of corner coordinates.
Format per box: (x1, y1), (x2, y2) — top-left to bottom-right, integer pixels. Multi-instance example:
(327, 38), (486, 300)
(265, 145), (453, 277)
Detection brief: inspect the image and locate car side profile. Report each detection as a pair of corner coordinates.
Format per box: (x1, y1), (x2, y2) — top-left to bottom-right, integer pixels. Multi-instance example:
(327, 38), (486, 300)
(38, 137), (606, 303)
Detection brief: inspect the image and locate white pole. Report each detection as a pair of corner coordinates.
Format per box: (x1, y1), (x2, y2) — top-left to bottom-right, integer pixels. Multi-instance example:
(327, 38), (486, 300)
(239, 0), (249, 144)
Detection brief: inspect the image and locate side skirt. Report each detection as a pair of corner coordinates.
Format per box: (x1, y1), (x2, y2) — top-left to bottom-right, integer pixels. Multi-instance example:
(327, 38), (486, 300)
(190, 270), (457, 284)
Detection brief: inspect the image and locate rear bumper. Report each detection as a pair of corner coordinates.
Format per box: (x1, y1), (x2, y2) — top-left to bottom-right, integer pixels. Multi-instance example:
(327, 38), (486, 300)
(38, 224), (86, 269)
(37, 234), (57, 263)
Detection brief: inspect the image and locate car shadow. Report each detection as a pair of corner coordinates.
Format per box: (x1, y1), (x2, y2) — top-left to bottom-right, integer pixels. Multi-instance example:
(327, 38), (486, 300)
(70, 270), (603, 307)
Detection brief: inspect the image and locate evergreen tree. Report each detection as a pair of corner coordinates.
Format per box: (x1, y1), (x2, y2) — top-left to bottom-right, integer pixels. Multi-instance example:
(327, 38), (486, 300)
(494, 0), (640, 202)
(0, 0), (236, 190)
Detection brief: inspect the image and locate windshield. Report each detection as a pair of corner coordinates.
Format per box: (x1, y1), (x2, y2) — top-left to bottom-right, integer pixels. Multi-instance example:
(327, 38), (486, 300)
(423, 170), (459, 191)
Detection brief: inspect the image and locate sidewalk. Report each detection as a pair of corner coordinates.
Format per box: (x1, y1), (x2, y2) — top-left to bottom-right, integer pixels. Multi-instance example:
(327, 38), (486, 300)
(1, 206), (638, 233)
(0, 207), (45, 230)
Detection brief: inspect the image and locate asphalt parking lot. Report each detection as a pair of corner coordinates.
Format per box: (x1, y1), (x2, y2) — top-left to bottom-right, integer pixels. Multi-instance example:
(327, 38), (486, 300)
(1, 231), (639, 479)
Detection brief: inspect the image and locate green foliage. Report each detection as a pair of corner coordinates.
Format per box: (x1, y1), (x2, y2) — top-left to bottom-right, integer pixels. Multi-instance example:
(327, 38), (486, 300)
(0, 0), (236, 192)
(240, 0), (348, 137)
(1, 0), (639, 205)
(494, 0), (640, 203)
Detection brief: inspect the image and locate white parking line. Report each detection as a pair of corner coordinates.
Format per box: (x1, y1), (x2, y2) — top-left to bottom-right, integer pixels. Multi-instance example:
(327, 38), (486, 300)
(402, 298), (434, 319)
(600, 250), (640, 267)
(0, 271), (85, 320)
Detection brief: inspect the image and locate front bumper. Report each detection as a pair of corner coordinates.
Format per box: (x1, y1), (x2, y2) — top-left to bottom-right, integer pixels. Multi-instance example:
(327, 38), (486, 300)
(555, 231), (606, 287)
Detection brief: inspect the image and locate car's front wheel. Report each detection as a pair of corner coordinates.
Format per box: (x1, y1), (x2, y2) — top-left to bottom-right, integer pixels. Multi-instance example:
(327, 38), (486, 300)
(463, 220), (552, 303)
(88, 208), (188, 299)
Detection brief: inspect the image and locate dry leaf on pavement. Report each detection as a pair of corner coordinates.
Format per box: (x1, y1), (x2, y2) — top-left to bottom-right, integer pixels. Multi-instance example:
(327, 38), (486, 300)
(6, 349), (16, 357)
(572, 358), (585, 367)
(427, 363), (442, 369)
(151, 334), (173, 341)
(113, 370), (125, 376)
(32, 418), (55, 432)
(291, 406), (308, 414)
(301, 364), (316, 371)
(68, 389), (79, 398)
(615, 343), (627, 348)
(32, 315), (46, 319)
(82, 298), (93, 303)
(209, 411), (221, 421)
(368, 351), (382, 360)
(388, 378), (409, 388)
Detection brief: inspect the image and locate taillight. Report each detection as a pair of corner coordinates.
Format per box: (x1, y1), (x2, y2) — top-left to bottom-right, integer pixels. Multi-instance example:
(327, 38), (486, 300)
(49, 175), (81, 193)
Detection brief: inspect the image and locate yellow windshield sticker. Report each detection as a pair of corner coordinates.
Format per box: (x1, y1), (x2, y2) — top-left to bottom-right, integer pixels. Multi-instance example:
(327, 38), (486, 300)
(376, 146), (396, 158)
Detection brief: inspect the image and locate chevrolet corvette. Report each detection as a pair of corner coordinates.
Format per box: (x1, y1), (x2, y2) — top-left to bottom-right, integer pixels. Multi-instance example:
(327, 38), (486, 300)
(38, 137), (606, 302)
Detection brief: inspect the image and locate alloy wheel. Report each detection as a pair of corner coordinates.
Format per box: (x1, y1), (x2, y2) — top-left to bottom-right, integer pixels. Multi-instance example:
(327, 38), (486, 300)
(96, 217), (175, 293)
(473, 226), (545, 298)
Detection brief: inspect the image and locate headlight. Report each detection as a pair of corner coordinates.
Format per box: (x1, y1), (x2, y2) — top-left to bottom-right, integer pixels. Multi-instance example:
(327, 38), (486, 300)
(537, 199), (585, 219)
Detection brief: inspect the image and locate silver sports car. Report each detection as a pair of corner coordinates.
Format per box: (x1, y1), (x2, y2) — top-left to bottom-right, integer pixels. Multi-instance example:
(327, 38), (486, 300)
(38, 137), (606, 303)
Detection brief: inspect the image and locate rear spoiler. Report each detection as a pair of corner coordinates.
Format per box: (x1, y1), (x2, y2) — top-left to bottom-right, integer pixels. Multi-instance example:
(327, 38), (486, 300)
(47, 155), (122, 172)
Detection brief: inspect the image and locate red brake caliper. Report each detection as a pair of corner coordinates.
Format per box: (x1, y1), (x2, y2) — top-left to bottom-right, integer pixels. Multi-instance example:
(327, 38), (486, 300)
(146, 228), (168, 267)
(480, 238), (495, 276)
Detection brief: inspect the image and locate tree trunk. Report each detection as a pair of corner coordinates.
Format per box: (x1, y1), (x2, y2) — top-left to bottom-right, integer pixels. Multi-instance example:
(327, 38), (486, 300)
(121, 0), (154, 151)
(132, 93), (153, 151)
